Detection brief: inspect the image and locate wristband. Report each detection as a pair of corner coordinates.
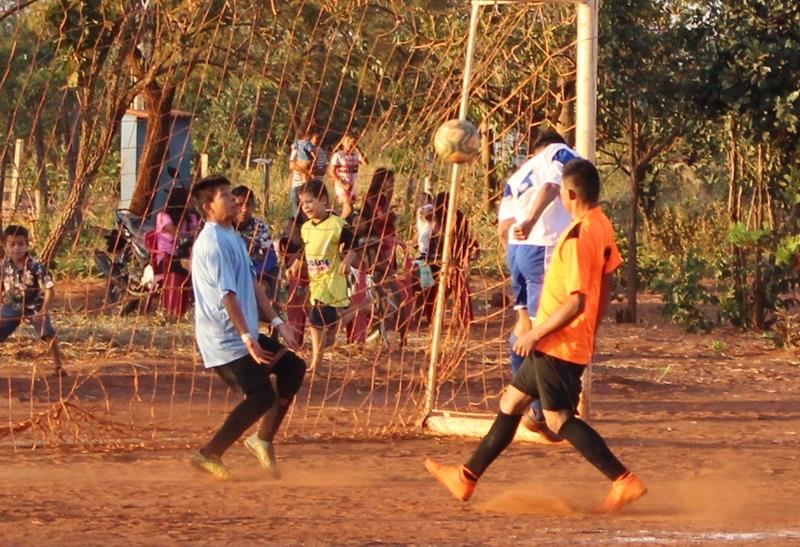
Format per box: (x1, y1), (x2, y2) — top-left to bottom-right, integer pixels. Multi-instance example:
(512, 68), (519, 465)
(271, 317), (284, 327)
(240, 332), (253, 344)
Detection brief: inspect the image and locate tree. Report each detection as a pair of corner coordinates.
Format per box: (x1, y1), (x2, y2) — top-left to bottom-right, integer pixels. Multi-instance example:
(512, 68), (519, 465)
(598, 0), (710, 322)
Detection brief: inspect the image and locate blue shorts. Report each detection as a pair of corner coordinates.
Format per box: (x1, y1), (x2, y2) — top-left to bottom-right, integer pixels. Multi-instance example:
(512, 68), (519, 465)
(507, 244), (550, 318)
(0, 305), (56, 342)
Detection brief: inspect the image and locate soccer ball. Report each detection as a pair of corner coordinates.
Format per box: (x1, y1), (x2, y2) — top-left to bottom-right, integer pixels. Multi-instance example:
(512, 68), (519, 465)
(433, 119), (481, 164)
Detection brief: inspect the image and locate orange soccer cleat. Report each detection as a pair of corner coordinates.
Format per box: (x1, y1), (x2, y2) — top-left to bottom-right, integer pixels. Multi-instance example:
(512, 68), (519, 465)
(520, 413), (563, 443)
(424, 458), (477, 502)
(593, 472), (647, 513)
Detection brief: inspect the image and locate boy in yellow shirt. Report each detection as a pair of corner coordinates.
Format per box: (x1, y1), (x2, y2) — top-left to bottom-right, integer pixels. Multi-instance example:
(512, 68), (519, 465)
(287, 179), (359, 371)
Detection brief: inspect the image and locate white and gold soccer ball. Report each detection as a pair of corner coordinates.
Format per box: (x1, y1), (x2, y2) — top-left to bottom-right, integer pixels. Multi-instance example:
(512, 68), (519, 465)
(433, 119), (481, 164)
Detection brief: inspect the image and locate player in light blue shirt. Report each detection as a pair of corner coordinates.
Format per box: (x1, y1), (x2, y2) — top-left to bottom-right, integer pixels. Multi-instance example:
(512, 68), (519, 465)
(189, 175), (306, 480)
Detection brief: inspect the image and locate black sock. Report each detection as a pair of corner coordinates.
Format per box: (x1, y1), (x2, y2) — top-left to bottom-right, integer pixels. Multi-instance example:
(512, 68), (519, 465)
(558, 417), (627, 481)
(465, 411), (522, 478)
(203, 387), (274, 458)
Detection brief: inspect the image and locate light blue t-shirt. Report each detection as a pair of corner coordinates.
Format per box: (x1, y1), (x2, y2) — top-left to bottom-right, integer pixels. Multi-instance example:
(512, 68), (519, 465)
(192, 222), (259, 368)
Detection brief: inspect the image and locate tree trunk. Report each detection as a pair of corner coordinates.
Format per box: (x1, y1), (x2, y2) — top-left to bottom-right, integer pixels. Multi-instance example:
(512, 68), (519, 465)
(33, 121), (48, 218)
(128, 83), (176, 216)
(555, 77), (576, 144)
(480, 120), (496, 212)
(727, 119), (746, 327)
(64, 88), (82, 230)
(624, 97), (639, 323)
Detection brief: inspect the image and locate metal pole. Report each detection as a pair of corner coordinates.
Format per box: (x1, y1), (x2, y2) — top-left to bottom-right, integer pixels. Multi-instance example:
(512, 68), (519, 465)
(575, 0), (598, 420)
(422, 2), (482, 421)
(575, 0), (597, 163)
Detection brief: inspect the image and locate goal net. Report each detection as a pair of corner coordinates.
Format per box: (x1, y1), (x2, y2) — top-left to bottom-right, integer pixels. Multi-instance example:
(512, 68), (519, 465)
(0, 0), (590, 449)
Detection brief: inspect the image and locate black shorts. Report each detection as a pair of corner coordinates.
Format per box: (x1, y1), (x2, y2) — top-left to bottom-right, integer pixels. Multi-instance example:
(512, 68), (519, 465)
(511, 351), (585, 413)
(308, 304), (341, 329)
(213, 334), (306, 398)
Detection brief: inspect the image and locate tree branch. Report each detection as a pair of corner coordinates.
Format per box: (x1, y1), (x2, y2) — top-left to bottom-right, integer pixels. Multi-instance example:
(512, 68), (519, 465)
(0, 0), (40, 24)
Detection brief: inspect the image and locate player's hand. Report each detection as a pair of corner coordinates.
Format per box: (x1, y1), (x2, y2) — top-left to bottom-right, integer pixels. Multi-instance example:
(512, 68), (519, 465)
(277, 322), (300, 350)
(513, 219), (534, 240)
(339, 261), (350, 276)
(513, 329), (540, 357)
(243, 335), (276, 365)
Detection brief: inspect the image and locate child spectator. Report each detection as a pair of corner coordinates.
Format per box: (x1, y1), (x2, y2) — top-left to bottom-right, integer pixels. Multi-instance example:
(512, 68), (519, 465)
(0, 225), (66, 376)
(154, 187), (198, 274)
(330, 133), (368, 221)
(289, 127), (327, 213)
(154, 187), (198, 317)
(355, 168), (397, 282)
(279, 209), (311, 349)
(415, 192), (434, 259)
(287, 179), (359, 372)
(419, 192), (479, 328)
(232, 185), (280, 301)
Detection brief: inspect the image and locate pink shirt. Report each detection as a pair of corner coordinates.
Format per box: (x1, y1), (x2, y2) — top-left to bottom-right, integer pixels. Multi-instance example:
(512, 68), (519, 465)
(155, 212), (198, 263)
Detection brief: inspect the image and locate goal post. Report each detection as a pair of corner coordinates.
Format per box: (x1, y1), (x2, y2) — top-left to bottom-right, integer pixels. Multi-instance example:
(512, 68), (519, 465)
(421, 0), (598, 435)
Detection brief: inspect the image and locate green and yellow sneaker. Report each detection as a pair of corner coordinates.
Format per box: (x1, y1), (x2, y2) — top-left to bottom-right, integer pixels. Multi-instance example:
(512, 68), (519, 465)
(191, 451), (231, 480)
(244, 434), (280, 478)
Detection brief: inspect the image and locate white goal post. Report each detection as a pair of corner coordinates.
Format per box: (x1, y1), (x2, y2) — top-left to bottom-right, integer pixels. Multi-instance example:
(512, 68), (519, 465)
(422, 0), (598, 438)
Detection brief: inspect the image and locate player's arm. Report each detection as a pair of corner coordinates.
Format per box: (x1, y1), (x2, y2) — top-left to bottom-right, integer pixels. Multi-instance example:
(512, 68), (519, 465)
(38, 265), (55, 317)
(253, 280), (299, 350)
(513, 183), (560, 240)
(206, 244), (273, 364)
(498, 218), (514, 252)
(286, 249), (305, 279)
(41, 285), (55, 317)
(220, 291), (273, 364)
(513, 292), (585, 357)
(597, 273), (615, 330)
(338, 226), (359, 274)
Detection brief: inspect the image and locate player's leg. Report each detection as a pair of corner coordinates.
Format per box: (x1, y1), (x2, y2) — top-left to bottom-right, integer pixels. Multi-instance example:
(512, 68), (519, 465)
(309, 326), (324, 371)
(243, 335), (306, 476)
(535, 354), (647, 512)
(507, 243), (531, 388)
(425, 355), (538, 502)
(307, 304), (332, 371)
(509, 245), (553, 433)
(0, 305), (22, 343)
(341, 198), (353, 221)
(517, 245), (561, 440)
(29, 312), (65, 375)
(195, 355), (277, 479)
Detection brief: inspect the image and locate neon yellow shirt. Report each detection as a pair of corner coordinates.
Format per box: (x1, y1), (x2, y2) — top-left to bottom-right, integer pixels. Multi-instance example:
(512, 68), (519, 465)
(301, 214), (353, 307)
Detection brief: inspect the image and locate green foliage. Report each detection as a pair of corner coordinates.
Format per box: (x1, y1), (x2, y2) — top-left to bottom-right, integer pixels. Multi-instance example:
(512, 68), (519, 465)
(652, 249), (718, 333)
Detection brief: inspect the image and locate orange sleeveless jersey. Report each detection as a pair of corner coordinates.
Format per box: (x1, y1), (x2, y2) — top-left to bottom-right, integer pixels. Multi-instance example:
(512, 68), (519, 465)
(534, 206), (621, 365)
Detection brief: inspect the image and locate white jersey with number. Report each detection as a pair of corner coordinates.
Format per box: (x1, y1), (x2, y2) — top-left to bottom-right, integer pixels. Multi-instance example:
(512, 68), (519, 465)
(498, 143), (578, 246)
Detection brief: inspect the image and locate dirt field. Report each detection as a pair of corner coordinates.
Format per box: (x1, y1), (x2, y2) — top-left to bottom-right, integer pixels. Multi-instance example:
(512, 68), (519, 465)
(2, 297), (800, 545)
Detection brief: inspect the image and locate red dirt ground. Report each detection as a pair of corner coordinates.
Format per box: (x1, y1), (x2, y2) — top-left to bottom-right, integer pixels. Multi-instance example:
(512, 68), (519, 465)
(1, 296), (800, 544)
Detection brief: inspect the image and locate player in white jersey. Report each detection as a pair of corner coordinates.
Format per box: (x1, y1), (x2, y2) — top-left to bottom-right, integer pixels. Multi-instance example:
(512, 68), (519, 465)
(497, 130), (577, 440)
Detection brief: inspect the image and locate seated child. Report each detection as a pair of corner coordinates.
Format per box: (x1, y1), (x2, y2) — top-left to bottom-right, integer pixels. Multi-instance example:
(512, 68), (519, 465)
(0, 225), (66, 376)
(154, 187), (199, 275)
(286, 179), (359, 371)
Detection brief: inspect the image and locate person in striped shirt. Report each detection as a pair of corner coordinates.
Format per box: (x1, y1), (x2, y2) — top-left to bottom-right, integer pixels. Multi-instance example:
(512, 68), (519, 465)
(329, 134), (368, 221)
